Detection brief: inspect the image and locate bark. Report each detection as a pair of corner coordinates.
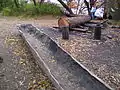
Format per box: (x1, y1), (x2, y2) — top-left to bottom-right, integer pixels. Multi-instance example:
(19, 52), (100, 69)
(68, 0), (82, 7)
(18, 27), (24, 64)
(33, 0), (37, 6)
(57, 0), (74, 14)
(84, 0), (91, 16)
(97, 2), (105, 9)
(40, 0), (45, 4)
(90, 0), (97, 9)
(103, 0), (107, 19)
(58, 15), (91, 28)
(76, 0), (80, 14)
(14, 0), (19, 8)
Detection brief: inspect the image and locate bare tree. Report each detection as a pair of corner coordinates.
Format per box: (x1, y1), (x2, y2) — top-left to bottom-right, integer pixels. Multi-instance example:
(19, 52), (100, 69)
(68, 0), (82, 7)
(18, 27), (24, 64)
(84, 0), (91, 16)
(57, 0), (74, 14)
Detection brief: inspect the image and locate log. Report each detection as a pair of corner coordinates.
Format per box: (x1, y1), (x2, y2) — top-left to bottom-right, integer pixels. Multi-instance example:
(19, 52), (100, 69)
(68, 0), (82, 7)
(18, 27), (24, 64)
(70, 28), (88, 32)
(58, 15), (91, 28)
(94, 25), (101, 40)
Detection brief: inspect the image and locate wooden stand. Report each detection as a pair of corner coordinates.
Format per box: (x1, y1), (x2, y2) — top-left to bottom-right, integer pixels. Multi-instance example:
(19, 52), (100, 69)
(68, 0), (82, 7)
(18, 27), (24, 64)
(94, 25), (101, 40)
(62, 27), (69, 40)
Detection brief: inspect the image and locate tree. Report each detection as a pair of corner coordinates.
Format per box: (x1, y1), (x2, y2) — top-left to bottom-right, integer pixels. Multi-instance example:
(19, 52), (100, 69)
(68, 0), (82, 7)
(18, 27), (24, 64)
(40, 0), (45, 4)
(57, 0), (92, 16)
(57, 0), (74, 14)
(14, 0), (19, 8)
(89, 0), (97, 9)
(0, 0), (14, 10)
(33, 0), (37, 6)
(84, 0), (91, 16)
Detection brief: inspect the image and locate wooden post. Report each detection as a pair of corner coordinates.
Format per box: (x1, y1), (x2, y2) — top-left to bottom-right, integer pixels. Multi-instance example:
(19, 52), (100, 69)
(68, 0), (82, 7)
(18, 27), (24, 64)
(94, 25), (101, 40)
(14, 0), (19, 8)
(62, 26), (69, 40)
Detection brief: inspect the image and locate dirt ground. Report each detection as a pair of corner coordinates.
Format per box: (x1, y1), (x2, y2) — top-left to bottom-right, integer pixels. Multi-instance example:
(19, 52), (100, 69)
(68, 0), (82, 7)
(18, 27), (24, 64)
(58, 27), (120, 89)
(37, 22), (120, 89)
(1, 16), (120, 90)
(0, 16), (57, 90)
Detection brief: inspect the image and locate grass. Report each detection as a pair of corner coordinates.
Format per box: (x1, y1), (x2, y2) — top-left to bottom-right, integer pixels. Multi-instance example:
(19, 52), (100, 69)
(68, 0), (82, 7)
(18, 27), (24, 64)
(1, 3), (62, 17)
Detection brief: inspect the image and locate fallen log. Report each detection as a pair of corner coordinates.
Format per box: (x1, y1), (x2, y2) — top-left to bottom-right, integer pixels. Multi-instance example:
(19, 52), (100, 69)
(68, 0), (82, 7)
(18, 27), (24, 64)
(58, 15), (91, 40)
(70, 27), (88, 32)
(58, 15), (91, 28)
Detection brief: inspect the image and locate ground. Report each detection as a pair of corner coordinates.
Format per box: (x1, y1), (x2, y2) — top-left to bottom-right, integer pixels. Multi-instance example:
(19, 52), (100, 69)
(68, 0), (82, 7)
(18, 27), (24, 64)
(58, 26), (120, 89)
(0, 16), (120, 90)
(0, 16), (57, 90)
(38, 22), (120, 89)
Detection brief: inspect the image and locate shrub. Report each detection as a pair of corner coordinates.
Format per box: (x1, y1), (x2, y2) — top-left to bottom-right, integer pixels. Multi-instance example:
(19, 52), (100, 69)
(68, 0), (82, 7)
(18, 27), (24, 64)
(2, 7), (12, 16)
(2, 3), (61, 17)
(38, 3), (61, 15)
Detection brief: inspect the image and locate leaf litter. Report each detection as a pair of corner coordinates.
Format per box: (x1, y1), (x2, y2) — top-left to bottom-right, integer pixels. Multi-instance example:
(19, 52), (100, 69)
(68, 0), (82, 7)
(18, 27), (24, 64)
(4, 35), (56, 90)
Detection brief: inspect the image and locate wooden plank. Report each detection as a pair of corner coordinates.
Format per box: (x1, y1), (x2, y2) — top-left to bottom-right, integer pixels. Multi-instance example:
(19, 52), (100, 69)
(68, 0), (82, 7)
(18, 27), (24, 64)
(70, 28), (88, 32)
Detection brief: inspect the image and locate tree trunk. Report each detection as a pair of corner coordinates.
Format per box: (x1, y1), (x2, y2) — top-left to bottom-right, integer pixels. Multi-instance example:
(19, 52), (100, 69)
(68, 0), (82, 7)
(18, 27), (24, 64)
(84, 0), (91, 16)
(57, 0), (74, 14)
(14, 0), (19, 8)
(90, 0), (97, 9)
(33, 0), (37, 6)
(58, 15), (91, 28)
(103, 0), (107, 19)
(40, 0), (45, 4)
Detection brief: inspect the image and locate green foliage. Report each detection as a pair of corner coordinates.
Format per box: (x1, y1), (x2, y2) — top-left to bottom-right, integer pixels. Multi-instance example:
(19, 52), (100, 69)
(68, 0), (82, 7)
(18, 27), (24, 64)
(2, 7), (23, 16)
(38, 3), (62, 15)
(0, 0), (14, 11)
(1, 2), (61, 17)
(2, 7), (11, 16)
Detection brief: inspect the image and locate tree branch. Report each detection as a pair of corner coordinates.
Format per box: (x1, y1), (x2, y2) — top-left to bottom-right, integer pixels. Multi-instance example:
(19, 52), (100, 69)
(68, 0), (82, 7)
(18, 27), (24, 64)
(57, 0), (74, 14)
